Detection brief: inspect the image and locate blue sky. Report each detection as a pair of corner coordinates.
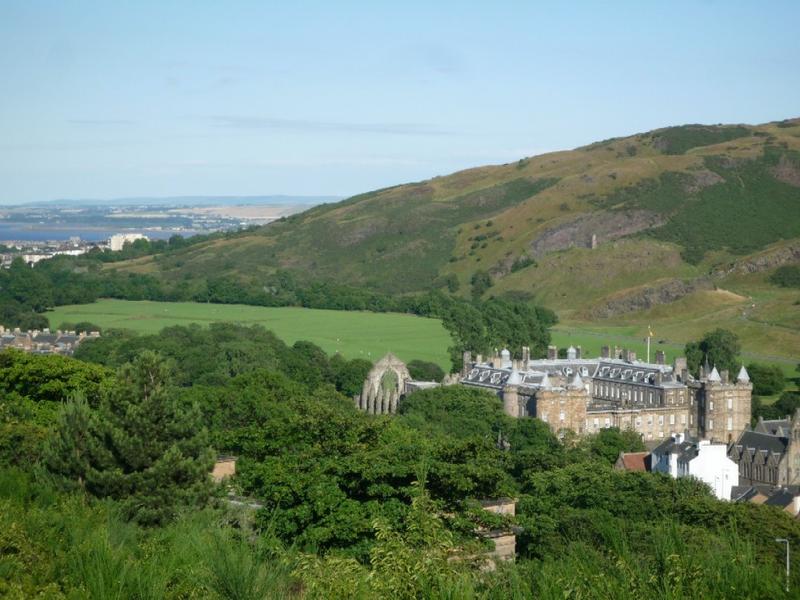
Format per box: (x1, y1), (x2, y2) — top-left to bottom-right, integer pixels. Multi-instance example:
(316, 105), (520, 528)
(1, 0), (798, 204)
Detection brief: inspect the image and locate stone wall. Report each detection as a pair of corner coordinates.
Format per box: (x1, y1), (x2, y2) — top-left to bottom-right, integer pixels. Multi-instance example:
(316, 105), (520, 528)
(534, 388), (588, 435)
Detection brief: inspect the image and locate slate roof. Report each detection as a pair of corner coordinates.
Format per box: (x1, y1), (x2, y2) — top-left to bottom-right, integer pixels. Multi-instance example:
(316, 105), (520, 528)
(462, 357), (679, 392)
(764, 488), (800, 509)
(734, 430), (790, 457)
(756, 419), (792, 437)
(652, 433), (700, 463)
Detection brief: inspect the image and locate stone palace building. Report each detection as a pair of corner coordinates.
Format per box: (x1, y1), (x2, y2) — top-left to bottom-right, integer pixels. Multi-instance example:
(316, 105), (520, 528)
(459, 344), (752, 443)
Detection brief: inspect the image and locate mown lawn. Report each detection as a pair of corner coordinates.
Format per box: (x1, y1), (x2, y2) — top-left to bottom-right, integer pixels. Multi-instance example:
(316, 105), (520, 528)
(47, 300), (453, 369)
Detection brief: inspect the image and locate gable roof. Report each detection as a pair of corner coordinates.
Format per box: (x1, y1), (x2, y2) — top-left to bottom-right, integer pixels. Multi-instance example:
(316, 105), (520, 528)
(734, 430), (790, 457)
(615, 451), (650, 472)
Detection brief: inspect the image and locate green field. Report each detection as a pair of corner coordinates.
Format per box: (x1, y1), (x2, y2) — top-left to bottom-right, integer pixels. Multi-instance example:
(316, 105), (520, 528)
(47, 300), (453, 369)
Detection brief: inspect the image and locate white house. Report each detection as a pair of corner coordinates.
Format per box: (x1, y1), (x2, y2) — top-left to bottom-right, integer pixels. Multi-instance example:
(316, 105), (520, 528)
(109, 233), (148, 251)
(651, 432), (739, 500)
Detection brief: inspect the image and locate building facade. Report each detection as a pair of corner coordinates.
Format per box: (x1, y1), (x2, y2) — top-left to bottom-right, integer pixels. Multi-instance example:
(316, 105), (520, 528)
(651, 432), (739, 500)
(728, 412), (800, 487)
(0, 326), (100, 355)
(460, 345), (752, 443)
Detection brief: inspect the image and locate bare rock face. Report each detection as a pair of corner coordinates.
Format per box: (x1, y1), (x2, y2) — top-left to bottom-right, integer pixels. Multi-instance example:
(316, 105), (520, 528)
(591, 278), (714, 318)
(683, 169), (724, 194)
(771, 155), (800, 187)
(712, 241), (800, 277)
(530, 210), (665, 257)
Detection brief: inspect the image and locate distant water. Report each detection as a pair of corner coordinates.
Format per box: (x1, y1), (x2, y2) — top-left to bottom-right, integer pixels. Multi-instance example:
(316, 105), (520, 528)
(0, 222), (204, 243)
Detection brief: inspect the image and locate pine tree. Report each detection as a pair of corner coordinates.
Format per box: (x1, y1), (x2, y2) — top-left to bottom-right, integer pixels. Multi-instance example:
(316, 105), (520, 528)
(43, 393), (109, 491)
(46, 351), (215, 525)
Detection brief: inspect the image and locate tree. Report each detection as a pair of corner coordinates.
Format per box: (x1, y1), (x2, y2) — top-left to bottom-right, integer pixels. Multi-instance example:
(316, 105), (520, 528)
(685, 329), (740, 376)
(407, 360), (445, 382)
(43, 394), (106, 491)
(329, 354), (372, 397)
(747, 363), (785, 396)
(584, 428), (646, 465)
(774, 392), (800, 418)
(46, 351), (215, 525)
(470, 271), (492, 299)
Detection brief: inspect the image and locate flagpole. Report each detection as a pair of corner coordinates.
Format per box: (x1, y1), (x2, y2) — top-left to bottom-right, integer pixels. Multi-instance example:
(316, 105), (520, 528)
(646, 325), (652, 364)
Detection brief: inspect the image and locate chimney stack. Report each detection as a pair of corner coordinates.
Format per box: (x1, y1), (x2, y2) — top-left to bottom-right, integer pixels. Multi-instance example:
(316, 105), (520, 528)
(521, 346), (530, 366)
(622, 348), (630, 362)
(655, 350), (665, 365)
(721, 369), (729, 384)
(576, 345), (582, 359)
(462, 351), (472, 376)
(601, 345), (610, 359)
(628, 350), (637, 362)
(547, 345), (558, 360)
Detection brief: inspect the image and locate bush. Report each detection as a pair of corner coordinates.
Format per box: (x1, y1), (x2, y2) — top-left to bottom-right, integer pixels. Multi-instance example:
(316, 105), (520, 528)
(747, 363), (786, 396)
(407, 360), (445, 382)
(770, 265), (800, 288)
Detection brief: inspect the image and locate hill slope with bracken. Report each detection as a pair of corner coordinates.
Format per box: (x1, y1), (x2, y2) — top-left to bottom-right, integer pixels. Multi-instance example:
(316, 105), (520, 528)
(110, 119), (800, 356)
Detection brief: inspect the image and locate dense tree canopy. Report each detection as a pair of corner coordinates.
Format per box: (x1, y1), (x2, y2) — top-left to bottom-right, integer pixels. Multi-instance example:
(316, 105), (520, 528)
(685, 328), (741, 376)
(45, 351), (214, 525)
(748, 362), (786, 396)
(3, 316), (800, 596)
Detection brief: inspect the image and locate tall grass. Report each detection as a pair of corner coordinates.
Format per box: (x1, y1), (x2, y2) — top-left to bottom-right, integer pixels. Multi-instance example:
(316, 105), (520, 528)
(1, 467), (795, 599)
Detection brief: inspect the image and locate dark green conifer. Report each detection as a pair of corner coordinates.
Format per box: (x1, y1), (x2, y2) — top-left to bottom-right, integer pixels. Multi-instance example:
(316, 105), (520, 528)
(46, 351), (215, 525)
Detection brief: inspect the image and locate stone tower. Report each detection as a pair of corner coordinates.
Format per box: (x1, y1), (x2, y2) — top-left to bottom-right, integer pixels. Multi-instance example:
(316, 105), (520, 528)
(695, 365), (752, 443)
(532, 373), (589, 436)
(356, 353), (411, 415)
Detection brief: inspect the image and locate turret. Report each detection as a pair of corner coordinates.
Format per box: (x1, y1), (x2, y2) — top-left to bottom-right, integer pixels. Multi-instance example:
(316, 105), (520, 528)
(503, 370), (522, 418)
(736, 365), (750, 384)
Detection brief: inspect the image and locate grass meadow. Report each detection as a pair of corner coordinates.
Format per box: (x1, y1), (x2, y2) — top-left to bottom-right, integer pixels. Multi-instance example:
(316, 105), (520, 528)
(47, 300), (454, 369)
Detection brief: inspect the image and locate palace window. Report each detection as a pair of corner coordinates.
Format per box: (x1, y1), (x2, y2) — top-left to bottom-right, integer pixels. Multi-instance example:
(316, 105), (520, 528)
(559, 411), (565, 422)
(727, 417), (733, 431)
(658, 415), (664, 426)
(709, 419), (714, 431)
(635, 417), (642, 428)
(593, 418), (599, 429)
(669, 414), (675, 425)
(604, 417), (611, 427)
(709, 401), (714, 411)
(681, 414), (687, 425)
(727, 398), (733, 410)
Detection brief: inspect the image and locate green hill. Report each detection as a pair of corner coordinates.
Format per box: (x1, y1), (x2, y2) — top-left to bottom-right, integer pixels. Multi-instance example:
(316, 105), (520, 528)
(109, 119), (800, 359)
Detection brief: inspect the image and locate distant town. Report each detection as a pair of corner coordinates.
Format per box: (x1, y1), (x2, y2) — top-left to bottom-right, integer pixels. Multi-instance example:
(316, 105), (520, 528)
(0, 196), (331, 266)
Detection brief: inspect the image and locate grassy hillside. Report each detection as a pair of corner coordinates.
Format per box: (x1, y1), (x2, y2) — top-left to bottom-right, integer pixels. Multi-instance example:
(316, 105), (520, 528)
(108, 118), (800, 359)
(47, 300), (453, 369)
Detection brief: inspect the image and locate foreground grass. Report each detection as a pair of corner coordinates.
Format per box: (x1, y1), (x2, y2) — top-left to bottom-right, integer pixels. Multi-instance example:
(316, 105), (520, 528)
(47, 300), (453, 370)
